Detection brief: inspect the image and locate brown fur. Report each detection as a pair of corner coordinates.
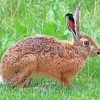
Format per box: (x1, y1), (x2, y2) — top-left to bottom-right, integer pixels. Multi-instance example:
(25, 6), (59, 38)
(0, 36), (90, 87)
(0, 6), (100, 88)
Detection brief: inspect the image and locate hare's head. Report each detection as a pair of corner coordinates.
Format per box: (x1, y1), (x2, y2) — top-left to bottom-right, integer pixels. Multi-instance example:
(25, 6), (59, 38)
(65, 6), (100, 57)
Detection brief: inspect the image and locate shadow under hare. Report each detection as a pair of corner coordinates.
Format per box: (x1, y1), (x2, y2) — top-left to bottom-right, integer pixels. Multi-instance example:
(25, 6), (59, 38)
(0, 6), (100, 88)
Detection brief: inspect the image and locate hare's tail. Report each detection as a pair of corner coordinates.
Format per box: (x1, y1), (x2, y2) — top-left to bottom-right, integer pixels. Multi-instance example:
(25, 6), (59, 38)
(0, 61), (4, 84)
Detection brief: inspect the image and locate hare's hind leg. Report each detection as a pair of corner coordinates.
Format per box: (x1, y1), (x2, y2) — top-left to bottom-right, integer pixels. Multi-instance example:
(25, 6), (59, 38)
(13, 77), (32, 88)
(24, 78), (32, 87)
(11, 54), (37, 88)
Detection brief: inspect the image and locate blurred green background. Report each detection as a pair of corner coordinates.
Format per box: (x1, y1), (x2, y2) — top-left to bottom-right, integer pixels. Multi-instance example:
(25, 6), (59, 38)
(0, 0), (100, 100)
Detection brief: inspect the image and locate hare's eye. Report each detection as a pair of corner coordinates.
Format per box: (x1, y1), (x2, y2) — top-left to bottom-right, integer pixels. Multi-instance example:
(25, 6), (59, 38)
(84, 41), (89, 46)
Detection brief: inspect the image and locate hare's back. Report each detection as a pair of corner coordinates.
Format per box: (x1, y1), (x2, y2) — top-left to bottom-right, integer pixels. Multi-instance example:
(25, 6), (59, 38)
(12, 36), (64, 54)
(2, 36), (64, 63)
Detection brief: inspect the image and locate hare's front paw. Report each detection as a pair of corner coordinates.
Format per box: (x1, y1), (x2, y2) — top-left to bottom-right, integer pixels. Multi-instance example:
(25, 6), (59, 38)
(67, 81), (74, 88)
(59, 75), (74, 88)
(62, 79), (74, 88)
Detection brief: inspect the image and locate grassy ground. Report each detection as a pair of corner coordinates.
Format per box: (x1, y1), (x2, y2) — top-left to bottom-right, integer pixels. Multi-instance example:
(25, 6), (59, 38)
(0, 0), (100, 100)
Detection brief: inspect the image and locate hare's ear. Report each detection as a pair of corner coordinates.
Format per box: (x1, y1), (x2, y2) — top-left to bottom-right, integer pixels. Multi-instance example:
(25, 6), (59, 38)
(65, 6), (80, 44)
(74, 5), (80, 36)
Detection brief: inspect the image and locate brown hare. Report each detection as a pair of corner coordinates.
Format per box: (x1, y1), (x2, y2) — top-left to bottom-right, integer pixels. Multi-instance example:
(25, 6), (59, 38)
(0, 6), (100, 88)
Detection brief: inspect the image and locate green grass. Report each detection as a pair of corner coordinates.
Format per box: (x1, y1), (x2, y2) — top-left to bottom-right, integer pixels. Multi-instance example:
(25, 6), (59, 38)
(0, 0), (100, 100)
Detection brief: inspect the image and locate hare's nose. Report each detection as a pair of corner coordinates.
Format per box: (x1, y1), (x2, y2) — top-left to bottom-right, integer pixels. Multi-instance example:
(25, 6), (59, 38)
(97, 52), (100, 54)
(97, 49), (100, 54)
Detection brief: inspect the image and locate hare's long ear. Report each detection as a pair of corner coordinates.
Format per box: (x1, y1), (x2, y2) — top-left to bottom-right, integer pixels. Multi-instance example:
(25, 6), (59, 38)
(65, 6), (80, 45)
(74, 5), (80, 36)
